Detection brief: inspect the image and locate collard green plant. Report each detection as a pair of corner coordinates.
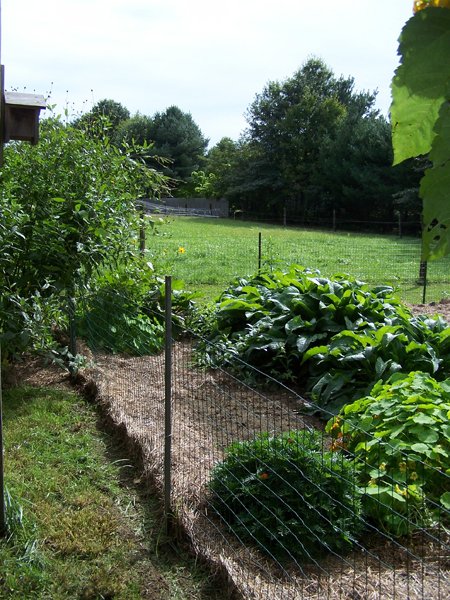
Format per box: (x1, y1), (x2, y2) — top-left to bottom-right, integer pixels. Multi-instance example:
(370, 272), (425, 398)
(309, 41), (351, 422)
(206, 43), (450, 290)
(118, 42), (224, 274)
(194, 266), (450, 414)
(209, 429), (363, 562)
(326, 371), (450, 536)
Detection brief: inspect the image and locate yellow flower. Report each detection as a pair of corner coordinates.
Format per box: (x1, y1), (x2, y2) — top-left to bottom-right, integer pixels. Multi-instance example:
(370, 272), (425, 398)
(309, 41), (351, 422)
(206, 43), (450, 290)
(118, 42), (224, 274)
(410, 471), (419, 481)
(379, 463), (387, 472)
(395, 484), (407, 497)
(399, 462), (407, 472)
(178, 246), (186, 254)
(414, 0), (450, 12)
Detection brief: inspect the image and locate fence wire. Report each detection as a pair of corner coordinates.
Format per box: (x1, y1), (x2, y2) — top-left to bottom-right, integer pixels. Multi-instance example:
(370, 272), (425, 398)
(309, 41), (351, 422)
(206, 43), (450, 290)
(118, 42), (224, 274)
(77, 288), (450, 600)
(148, 226), (450, 304)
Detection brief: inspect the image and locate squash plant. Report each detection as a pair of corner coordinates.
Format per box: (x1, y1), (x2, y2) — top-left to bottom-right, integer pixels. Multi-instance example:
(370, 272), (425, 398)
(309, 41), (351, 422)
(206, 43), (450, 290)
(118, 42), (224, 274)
(326, 371), (450, 535)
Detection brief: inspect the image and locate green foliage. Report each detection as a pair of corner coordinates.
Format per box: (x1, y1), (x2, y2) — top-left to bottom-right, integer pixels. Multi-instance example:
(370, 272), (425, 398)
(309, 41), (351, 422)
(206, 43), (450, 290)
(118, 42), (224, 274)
(326, 371), (450, 535)
(315, 114), (420, 224)
(0, 115), (168, 357)
(194, 265), (450, 413)
(73, 98), (130, 138)
(113, 112), (154, 148)
(78, 258), (197, 355)
(209, 429), (363, 562)
(223, 57), (395, 221)
(391, 8), (450, 260)
(150, 105), (208, 186)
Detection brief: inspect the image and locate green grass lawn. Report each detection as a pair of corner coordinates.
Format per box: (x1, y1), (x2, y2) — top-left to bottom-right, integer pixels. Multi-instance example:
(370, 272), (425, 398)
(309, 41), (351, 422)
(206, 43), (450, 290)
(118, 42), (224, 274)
(145, 217), (450, 304)
(0, 385), (225, 600)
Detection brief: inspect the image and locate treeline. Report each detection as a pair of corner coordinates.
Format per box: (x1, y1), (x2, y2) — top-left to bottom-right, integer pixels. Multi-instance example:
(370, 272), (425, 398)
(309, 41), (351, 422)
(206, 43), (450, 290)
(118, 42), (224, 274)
(74, 57), (422, 230)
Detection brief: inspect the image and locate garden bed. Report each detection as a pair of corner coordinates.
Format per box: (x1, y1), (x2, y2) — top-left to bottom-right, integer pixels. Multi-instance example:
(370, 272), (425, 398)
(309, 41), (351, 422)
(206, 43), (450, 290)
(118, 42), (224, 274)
(80, 336), (449, 600)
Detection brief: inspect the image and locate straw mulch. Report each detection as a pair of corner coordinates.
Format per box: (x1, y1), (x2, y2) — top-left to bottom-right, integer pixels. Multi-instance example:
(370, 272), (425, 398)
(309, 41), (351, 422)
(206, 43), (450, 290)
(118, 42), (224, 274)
(81, 339), (449, 600)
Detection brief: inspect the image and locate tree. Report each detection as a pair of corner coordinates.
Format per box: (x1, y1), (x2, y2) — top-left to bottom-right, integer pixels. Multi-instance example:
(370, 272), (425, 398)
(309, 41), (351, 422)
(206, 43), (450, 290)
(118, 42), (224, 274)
(391, 3), (450, 259)
(150, 106), (208, 188)
(239, 58), (377, 220)
(204, 137), (241, 199)
(113, 112), (153, 147)
(314, 114), (421, 227)
(74, 98), (130, 139)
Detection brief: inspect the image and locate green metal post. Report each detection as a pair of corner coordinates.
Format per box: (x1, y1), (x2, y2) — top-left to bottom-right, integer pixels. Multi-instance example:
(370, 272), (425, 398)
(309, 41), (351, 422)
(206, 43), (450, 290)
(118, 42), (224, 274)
(0, 345), (6, 536)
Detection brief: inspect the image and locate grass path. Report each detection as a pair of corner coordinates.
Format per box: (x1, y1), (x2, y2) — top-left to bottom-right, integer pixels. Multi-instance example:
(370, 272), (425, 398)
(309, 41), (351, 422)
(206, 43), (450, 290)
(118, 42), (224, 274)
(0, 385), (225, 599)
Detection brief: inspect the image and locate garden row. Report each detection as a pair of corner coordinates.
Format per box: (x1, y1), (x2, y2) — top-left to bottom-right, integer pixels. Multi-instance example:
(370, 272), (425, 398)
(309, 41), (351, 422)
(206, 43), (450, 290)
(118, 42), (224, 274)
(76, 263), (450, 563)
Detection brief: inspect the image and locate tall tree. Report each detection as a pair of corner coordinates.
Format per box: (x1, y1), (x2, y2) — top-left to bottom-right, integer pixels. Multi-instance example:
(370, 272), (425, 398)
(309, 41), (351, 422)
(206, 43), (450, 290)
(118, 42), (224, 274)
(74, 98), (130, 139)
(150, 106), (208, 186)
(204, 137), (241, 199)
(113, 112), (153, 147)
(314, 114), (421, 226)
(242, 58), (377, 219)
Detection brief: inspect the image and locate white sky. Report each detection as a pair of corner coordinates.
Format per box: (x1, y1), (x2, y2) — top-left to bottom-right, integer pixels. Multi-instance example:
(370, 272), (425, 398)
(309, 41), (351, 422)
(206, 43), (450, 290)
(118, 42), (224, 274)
(1, 0), (413, 147)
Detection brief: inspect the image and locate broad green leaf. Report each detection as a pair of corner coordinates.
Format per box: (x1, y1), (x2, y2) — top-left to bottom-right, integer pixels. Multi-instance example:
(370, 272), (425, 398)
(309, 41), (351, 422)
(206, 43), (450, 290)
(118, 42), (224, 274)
(441, 491), (450, 510)
(421, 103), (450, 260)
(411, 412), (435, 425)
(421, 160), (450, 260)
(391, 9), (450, 164)
(410, 442), (430, 455)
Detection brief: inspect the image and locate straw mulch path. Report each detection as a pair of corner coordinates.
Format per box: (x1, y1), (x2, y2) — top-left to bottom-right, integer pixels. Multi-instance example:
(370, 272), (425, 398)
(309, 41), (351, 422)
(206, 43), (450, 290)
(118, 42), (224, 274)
(81, 337), (449, 600)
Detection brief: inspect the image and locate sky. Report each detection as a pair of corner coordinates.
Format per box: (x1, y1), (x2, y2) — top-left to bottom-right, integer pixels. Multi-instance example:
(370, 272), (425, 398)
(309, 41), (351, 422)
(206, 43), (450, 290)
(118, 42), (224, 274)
(1, 0), (414, 147)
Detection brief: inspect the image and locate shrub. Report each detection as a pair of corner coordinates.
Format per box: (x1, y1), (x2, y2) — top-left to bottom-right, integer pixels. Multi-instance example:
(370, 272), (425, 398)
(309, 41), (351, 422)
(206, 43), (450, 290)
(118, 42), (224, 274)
(209, 429), (364, 563)
(77, 260), (197, 355)
(326, 371), (450, 536)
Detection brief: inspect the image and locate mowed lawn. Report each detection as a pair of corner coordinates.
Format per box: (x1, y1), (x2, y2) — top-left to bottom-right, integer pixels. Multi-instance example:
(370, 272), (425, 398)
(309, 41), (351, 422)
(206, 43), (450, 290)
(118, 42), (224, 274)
(146, 217), (450, 304)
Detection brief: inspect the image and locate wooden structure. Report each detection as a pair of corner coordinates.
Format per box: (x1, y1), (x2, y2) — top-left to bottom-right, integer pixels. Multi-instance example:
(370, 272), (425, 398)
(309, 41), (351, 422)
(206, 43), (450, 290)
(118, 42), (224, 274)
(3, 90), (46, 144)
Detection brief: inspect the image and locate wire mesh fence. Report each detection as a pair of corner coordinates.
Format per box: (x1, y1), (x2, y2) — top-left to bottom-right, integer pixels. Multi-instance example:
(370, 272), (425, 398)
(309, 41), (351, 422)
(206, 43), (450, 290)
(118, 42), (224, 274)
(146, 223), (450, 304)
(76, 283), (449, 600)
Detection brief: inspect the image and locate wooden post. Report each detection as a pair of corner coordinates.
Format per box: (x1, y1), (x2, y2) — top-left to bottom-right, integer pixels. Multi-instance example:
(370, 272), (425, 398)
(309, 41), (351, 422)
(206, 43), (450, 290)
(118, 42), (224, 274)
(1, 0), (4, 167)
(419, 261), (428, 304)
(0, 0), (6, 539)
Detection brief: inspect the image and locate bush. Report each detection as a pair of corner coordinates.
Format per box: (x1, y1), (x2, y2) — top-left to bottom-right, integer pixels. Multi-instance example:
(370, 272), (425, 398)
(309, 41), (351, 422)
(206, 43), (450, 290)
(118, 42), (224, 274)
(209, 429), (364, 563)
(326, 371), (450, 536)
(77, 260), (197, 355)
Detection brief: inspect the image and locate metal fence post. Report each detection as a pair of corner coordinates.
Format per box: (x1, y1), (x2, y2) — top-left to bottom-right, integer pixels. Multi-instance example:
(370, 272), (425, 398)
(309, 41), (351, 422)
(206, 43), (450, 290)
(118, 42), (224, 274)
(0, 345), (6, 536)
(418, 260), (428, 304)
(258, 232), (262, 271)
(68, 295), (77, 358)
(164, 275), (173, 533)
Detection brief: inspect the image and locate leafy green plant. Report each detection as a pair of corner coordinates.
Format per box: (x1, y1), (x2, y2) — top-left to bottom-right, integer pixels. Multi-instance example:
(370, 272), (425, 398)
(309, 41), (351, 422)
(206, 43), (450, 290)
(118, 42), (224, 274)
(209, 429), (364, 562)
(303, 317), (446, 413)
(194, 266), (450, 413)
(326, 371), (450, 536)
(0, 115), (169, 358)
(391, 5), (450, 260)
(77, 259), (197, 355)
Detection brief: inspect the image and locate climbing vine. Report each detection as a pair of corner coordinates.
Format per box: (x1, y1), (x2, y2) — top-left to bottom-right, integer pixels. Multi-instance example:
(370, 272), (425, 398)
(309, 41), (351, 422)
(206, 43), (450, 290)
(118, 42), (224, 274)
(391, 3), (450, 259)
